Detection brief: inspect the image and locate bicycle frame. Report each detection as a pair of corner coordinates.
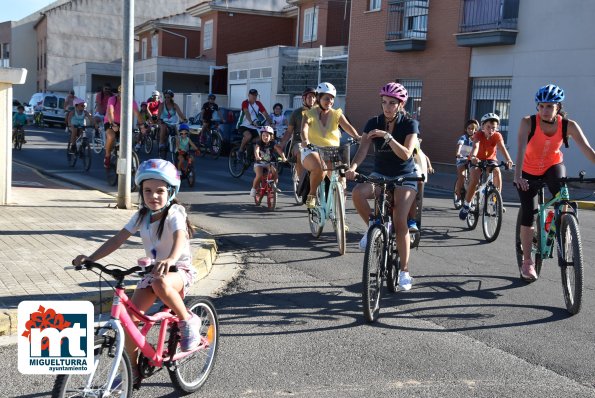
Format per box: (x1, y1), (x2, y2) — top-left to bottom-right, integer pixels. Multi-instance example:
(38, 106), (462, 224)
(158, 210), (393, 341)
(535, 184), (575, 259)
(94, 285), (207, 392)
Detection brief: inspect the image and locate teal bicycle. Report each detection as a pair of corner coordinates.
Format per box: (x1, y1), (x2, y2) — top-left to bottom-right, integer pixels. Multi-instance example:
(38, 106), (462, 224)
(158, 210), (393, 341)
(515, 171), (595, 314)
(306, 143), (352, 255)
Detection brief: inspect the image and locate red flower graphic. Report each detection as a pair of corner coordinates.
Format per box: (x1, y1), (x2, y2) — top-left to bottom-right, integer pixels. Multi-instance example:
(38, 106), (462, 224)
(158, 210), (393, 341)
(22, 305), (72, 350)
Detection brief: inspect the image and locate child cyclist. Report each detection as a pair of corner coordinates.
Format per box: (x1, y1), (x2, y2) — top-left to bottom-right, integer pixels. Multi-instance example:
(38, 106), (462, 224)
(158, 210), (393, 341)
(12, 105), (28, 143)
(72, 159), (200, 385)
(250, 125), (286, 197)
(454, 119), (479, 208)
(176, 123), (200, 171)
(459, 113), (514, 220)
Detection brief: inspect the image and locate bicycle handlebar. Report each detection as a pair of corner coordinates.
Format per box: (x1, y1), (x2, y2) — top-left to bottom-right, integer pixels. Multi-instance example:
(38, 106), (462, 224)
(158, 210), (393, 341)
(69, 260), (177, 280)
(354, 173), (425, 185)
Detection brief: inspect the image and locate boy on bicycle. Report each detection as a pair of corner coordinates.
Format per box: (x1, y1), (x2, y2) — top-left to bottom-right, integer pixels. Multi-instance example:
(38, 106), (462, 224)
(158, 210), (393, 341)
(458, 113), (514, 220)
(176, 123), (200, 172)
(250, 126), (286, 197)
(12, 105), (28, 143)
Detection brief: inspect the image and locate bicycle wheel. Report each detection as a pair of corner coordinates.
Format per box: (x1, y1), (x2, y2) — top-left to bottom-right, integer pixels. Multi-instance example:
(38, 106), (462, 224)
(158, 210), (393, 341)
(52, 334), (133, 398)
(15, 132), (24, 151)
(68, 145), (77, 167)
(267, 183), (277, 211)
(169, 298), (219, 393)
(228, 145), (246, 178)
(558, 213), (584, 315)
(292, 165), (302, 204)
(210, 131), (223, 159)
(130, 151), (140, 192)
(466, 191), (480, 230)
(387, 237), (399, 293)
(144, 135), (153, 154)
(82, 140), (92, 171)
(332, 183), (346, 255)
(187, 164), (196, 187)
(481, 187), (503, 242)
(106, 152), (118, 186)
(363, 226), (385, 323)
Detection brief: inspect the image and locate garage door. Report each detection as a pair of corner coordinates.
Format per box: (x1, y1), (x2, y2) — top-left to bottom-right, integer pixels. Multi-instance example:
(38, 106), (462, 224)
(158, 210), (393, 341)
(229, 84), (246, 109)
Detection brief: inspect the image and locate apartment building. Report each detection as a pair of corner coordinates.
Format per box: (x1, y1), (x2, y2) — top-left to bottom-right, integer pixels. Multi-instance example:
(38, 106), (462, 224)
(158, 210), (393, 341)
(347, 0), (595, 174)
(10, 0), (195, 100)
(0, 22), (11, 68)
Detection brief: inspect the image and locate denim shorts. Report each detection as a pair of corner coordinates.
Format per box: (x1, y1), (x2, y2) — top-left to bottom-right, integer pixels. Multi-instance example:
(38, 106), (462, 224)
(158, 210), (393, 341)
(370, 168), (419, 192)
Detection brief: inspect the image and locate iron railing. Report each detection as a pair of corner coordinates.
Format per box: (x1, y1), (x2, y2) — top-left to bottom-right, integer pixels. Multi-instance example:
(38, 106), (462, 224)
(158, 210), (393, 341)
(386, 0), (429, 41)
(459, 0), (519, 33)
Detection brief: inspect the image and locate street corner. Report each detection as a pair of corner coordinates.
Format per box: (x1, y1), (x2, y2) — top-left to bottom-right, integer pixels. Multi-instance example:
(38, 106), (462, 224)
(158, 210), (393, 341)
(192, 238), (218, 281)
(0, 309), (18, 336)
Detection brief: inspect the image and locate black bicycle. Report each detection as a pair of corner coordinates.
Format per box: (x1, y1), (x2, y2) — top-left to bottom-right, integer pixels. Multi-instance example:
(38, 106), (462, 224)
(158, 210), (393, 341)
(67, 127), (92, 171)
(356, 173), (424, 322)
(228, 142), (255, 178)
(463, 160), (510, 243)
(197, 122), (223, 159)
(106, 140), (140, 191)
(13, 125), (25, 151)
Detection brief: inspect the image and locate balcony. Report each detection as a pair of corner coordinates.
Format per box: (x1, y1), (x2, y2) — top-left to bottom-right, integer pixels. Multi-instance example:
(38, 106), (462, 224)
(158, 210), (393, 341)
(385, 0), (429, 52)
(455, 0), (519, 47)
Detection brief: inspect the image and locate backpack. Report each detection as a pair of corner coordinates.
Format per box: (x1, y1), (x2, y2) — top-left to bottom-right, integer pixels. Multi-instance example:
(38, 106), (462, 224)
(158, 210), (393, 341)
(528, 115), (569, 148)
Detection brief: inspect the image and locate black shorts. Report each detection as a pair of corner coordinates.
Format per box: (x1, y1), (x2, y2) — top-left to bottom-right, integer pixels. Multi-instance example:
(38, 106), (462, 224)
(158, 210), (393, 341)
(239, 125), (259, 138)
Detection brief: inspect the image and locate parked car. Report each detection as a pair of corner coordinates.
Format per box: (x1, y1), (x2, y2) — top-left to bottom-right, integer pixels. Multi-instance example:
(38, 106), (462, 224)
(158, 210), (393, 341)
(187, 107), (241, 155)
(25, 92), (69, 127)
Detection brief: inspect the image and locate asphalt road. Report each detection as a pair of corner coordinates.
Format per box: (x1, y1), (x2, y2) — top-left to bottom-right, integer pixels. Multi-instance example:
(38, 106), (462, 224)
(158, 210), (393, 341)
(4, 126), (595, 397)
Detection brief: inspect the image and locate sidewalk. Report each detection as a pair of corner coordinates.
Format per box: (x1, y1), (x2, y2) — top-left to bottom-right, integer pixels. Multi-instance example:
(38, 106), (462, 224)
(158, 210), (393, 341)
(0, 163), (227, 337)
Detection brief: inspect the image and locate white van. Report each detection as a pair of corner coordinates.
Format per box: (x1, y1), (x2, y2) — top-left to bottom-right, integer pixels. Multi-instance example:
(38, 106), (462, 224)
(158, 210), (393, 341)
(25, 92), (69, 127)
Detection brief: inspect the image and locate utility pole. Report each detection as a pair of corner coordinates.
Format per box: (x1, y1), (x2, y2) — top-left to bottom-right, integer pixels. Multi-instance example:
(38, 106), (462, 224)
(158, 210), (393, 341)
(117, 0), (134, 209)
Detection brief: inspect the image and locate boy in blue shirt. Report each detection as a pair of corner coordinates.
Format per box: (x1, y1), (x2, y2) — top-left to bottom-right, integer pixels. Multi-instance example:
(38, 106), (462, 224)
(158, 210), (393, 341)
(13, 105), (28, 143)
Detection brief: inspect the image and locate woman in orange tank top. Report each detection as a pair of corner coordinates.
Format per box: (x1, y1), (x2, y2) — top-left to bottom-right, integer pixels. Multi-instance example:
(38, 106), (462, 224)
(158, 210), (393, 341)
(514, 84), (595, 282)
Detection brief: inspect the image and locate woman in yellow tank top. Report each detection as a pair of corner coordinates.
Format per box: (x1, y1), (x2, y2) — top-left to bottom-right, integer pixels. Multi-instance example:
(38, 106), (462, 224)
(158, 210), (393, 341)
(514, 84), (595, 281)
(301, 82), (361, 208)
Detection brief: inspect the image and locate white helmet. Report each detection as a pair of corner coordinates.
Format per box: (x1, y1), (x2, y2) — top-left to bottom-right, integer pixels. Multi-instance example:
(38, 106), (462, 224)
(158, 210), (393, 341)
(316, 82), (336, 98)
(481, 113), (500, 124)
(152, 90), (160, 97)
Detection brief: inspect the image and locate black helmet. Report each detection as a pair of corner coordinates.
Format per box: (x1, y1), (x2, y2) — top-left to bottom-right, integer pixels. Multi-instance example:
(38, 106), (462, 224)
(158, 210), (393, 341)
(302, 87), (316, 96)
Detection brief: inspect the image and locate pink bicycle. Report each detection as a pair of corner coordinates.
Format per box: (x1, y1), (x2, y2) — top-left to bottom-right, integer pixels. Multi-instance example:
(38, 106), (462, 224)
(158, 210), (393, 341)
(52, 260), (219, 397)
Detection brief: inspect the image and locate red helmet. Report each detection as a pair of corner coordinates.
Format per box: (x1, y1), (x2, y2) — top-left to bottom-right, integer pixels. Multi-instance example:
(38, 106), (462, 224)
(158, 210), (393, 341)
(379, 82), (408, 104)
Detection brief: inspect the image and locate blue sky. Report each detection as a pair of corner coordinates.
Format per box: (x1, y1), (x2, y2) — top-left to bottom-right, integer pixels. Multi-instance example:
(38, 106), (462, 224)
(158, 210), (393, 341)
(0, 0), (56, 23)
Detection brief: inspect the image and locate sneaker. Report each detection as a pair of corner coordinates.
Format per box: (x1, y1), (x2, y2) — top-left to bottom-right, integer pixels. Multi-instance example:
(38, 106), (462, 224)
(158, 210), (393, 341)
(398, 271), (413, 291)
(180, 314), (201, 352)
(459, 205), (470, 220)
(521, 259), (538, 282)
(407, 219), (419, 232)
(250, 188), (256, 197)
(305, 195), (316, 209)
(275, 186), (282, 193)
(502, 206), (507, 214)
(103, 157), (110, 169)
(359, 233), (367, 251)
(134, 143), (141, 151)
(454, 199), (462, 208)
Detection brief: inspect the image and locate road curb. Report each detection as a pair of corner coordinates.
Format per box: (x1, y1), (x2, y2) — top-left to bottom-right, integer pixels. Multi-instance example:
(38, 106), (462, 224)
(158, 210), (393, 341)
(0, 240), (218, 337)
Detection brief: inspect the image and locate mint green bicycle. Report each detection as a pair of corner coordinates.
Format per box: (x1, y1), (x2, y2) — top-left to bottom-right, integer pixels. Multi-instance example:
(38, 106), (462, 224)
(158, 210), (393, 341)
(306, 143), (352, 255)
(515, 171), (595, 314)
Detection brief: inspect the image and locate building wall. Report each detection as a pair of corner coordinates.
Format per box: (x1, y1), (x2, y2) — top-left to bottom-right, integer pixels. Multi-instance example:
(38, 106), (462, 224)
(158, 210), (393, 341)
(12, 0), (195, 99)
(0, 22), (11, 67)
(470, 0), (595, 174)
(138, 28), (201, 59)
(346, 0), (471, 164)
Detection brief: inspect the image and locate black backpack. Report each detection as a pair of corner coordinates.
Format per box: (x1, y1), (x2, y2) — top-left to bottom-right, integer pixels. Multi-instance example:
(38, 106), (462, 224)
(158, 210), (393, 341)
(528, 114), (569, 148)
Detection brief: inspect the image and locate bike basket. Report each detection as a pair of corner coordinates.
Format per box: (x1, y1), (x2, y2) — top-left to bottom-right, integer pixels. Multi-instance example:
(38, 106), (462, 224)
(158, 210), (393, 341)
(317, 144), (351, 171)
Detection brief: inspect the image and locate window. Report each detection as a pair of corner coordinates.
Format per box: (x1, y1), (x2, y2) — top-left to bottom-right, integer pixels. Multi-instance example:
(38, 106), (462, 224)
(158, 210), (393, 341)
(398, 79), (422, 120)
(151, 34), (158, 57)
(387, 0), (429, 40)
(141, 38), (147, 60)
(370, 0), (381, 11)
(470, 78), (512, 143)
(303, 7), (318, 43)
(1, 43), (9, 67)
(203, 20), (213, 50)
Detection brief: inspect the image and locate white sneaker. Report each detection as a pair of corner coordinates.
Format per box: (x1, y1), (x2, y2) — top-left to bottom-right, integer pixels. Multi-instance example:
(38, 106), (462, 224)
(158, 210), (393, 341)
(398, 271), (413, 291)
(358, 233), (367, 251)
(249, 188), (256, 197)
